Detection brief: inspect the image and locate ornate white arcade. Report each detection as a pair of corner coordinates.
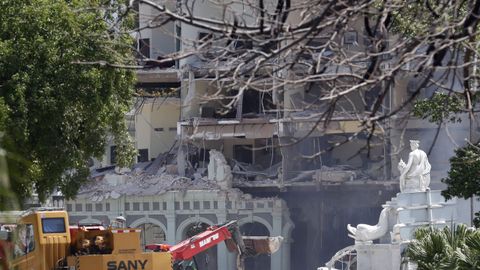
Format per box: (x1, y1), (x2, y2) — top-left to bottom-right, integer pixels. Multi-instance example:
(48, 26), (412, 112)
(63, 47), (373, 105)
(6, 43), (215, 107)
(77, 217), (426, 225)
(66, 189), (293, 270)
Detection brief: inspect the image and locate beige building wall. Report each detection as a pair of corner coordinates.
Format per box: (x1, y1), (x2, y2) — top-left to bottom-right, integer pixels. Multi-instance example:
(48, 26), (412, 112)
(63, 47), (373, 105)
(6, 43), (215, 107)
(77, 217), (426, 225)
(137, 0), (177, 59)
(135, 103), (153, 159)
(148, 98), (180, 156)
(98, 98), (180, 167)
(136, 98), (180, 161)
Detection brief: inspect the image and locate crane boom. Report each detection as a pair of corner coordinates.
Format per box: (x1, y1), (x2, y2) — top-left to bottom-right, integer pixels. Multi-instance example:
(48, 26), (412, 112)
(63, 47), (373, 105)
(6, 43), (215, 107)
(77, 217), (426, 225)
(169, 220), (237, 260)
(146, 220), (243, 261)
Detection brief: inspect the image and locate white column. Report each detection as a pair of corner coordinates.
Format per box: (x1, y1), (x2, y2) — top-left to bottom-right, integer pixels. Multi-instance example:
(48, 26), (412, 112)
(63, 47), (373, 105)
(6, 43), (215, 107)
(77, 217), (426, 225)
(271, 204), (283, 270)
(166, 214), (176, 245)
(216, 213), (230, 270)
(281, 239), (291, 270)
(166, 193), (176, 245)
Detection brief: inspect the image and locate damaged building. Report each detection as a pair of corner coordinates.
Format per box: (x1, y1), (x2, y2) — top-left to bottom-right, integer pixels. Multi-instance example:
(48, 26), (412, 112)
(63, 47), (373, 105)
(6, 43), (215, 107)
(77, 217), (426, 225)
(67, 172), (293, 270)
(64, 1), (480, 270)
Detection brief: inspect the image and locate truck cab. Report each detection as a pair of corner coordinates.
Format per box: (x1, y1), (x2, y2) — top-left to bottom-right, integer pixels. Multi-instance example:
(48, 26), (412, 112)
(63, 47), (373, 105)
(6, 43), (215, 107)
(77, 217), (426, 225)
(10, 208), (70, 270)
(8, 208), (172, 270)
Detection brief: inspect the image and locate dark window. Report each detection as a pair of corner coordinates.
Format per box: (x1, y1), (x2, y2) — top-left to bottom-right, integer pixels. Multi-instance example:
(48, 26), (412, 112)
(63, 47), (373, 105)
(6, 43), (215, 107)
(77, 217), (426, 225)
(241, 89), (274, 116)
(234, 38), (253, 50)
(139, 38), (150, 59)
(75, 204), (82, 212)
(138, 148), (149, 162)
(175, 24), (181, 52)
(154, 128), (164, 132)
(42, 218), (66, 234)
(203, 201), (210, 209)
(86, 203), (92, 212)
(110, 145), (117, 164)
(169, 127), (177, 131)
(133, 202), (140, 211)
(153, 202), (160, 210)
(197, 32), (212, 44)
(200, 106), (215, 118)
(234, 145), (253, 164)
(95, 203), (103, 212)
(124, 203), (130, 211)
(199, 148), (210, 163)
(106, 203), (110, 211)
(66, 204), (72, 212)
(344, 31), (357, 45)
(143, 202), (150, 211)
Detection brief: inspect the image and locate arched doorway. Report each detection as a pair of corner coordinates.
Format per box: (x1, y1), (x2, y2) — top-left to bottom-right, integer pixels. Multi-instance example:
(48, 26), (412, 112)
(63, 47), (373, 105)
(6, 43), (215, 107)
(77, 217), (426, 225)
(182, 222), (218, 270)
(240, 222), (271, 270)
(137, 223), (166, 249)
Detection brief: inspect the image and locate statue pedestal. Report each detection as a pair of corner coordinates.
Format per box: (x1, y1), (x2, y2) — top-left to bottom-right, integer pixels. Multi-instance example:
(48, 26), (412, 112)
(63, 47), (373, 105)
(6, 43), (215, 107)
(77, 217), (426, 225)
(337, 190), (456, 270)
(353, 190), (456, 270)
(389, 190), (457, 243)
(356, 243), (401, 270)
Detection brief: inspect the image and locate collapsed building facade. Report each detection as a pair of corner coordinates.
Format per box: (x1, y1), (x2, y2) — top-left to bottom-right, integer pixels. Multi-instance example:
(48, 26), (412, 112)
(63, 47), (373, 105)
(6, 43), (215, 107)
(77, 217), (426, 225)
(65, 1), (480, 270)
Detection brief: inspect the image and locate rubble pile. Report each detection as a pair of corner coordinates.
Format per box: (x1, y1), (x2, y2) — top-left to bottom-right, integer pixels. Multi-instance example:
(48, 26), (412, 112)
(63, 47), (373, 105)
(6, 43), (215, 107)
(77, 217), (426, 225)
(79, 171), (219, 202)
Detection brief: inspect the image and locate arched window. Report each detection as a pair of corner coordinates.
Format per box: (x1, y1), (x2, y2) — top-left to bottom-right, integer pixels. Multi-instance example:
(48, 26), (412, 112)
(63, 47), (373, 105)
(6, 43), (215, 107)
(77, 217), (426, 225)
(182, 222), (217, 270)
(138, 223), (166, 249)
(240, 222), (271, 270)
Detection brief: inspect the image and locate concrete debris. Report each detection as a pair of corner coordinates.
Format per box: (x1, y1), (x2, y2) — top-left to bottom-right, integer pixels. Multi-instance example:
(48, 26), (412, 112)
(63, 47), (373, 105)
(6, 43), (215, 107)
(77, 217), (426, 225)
(290, 166), (363, 182)
(232, 163), (369, 186)
(90, 165), (115, 179)
(289, 170), (317, 182)
(79, 170), (220, 202)
(314, 166), (357, 182)
(207, 150), (233, 189)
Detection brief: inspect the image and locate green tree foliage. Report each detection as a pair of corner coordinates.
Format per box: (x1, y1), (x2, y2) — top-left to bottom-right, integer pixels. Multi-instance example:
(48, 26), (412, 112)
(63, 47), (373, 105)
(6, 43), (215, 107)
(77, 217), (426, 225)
(0, 0), (137, 203)
(390, 1), (469, 38)
(442, 143), (480, 201)
(413, 93), (464, 124)
(406, 224), (480, 270)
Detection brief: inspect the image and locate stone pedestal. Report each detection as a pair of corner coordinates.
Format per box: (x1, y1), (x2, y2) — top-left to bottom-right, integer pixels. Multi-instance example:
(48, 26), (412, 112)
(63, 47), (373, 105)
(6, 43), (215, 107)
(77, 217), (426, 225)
(356, 244), (401, 270)
(390, 190), (457, 243)
(355, 190), (456, 269)
(322, 190), (457, 270)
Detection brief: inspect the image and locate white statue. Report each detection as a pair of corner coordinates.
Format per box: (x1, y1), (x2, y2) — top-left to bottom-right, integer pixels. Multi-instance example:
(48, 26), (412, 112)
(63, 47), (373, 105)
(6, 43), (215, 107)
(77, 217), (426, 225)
(347, 207), (390, 242)
(398, 140), (431, 192)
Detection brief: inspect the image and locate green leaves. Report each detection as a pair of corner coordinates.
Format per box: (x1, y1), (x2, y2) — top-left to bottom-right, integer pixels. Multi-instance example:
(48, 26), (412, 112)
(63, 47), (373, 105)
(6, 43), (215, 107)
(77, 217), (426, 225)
(0, 0), (136, 203)
(413, 93), (464, 124)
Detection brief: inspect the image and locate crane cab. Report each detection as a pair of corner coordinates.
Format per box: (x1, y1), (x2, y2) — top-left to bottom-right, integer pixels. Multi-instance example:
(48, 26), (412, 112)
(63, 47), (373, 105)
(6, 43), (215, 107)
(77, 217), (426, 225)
(8, 208), (173, 270)
(10, 208), (70, 270)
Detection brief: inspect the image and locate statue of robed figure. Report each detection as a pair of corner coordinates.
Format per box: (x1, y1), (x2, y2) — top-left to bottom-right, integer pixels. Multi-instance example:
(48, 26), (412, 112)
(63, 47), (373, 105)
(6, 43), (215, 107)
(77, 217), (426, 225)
(397, 140), (431, 193)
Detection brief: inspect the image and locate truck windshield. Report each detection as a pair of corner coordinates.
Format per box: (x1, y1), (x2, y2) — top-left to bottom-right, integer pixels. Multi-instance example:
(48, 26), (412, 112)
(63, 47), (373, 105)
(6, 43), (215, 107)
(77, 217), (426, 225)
(42, 218), (66, 233)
